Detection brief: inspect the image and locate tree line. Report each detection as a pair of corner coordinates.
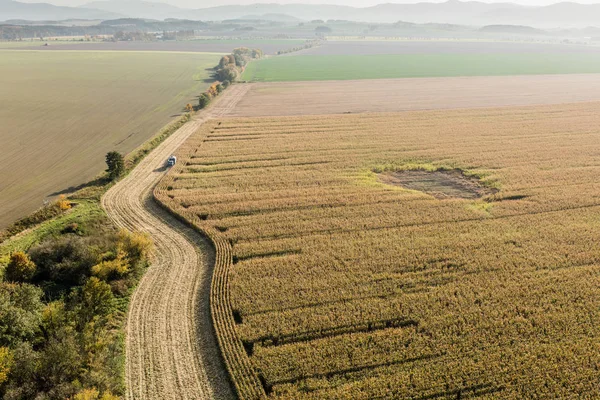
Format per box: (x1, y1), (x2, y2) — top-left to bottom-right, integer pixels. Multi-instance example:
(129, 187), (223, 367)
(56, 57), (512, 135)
(195, 47), (263, 111)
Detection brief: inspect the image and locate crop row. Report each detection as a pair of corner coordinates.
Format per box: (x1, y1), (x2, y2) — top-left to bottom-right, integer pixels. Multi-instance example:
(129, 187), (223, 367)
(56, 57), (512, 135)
(158, 104), (600, 398)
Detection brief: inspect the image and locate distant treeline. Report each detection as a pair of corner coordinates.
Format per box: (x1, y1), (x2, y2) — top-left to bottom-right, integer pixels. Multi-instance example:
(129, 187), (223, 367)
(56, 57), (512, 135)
(276, 38), (321, 55)
(0, 18), (250, 40)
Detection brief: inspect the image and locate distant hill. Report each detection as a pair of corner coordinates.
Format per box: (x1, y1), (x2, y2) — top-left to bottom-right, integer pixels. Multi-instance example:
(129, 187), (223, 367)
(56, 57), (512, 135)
(480, 2), (600, 28)
(98, 17), (208, 31)
(479, 24), (547, 35)
(239, 13), (301, 23)
(0, 0), (121, 21)
(4, 0), (600, 28)
(82, 0), (187, 20)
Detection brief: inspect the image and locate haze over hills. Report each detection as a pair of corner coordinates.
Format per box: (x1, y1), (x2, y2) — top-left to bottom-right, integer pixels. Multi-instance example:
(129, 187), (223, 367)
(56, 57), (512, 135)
(0, 0), (121, 20)
(2, 0), (600, 28)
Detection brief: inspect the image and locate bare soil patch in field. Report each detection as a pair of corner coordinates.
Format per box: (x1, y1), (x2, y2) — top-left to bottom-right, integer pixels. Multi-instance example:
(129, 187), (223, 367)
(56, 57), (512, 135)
(231, 74), (600, 116)
(379, 169), (497, 199)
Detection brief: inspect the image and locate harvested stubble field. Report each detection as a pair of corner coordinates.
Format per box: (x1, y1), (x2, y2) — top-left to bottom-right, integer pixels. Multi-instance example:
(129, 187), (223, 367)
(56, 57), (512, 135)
(157, 101), (600, 399)
(0, 50), (220, 229)
(230, 74), (600, 116)
(24, 39), (306, 55)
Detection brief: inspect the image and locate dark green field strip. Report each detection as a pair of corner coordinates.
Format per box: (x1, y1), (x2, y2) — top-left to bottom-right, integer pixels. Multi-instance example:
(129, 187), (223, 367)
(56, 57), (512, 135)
(242, 53), (600, 82)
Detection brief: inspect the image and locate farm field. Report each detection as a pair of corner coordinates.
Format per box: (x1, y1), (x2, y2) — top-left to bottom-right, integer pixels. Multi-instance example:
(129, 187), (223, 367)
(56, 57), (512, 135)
(241, 52), (600, 81)
(231, 74), (600, 116)
(294, 40), (600, 55)
(157, 101), (600, 398)
(0, 40), (94, 48)
(19, 39), (306, 55)
(0, 50), (220, 229)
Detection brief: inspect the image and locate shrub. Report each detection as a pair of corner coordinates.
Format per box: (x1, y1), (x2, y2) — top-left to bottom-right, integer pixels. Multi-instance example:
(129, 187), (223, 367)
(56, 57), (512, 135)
(56, 195), (72, 211)
(105, 152), (124, 181)
(207, 82), (219, 97)
(0, 283), (43, 346)
(0, 347), (13, 386)
(198, 93), (211, 109)
(117, 230), (152, 265)
(91, 257), (129, 281)
(73, 388), (101, 400)
(73, 388), (118, 400)
(222, 80), (231, 89)
(79, 277), (114, 323)
(29, 236), (97, 286)
(5, 252), (36, 282)
(217, 65), (239, 82)
(61, 222), (80, 235)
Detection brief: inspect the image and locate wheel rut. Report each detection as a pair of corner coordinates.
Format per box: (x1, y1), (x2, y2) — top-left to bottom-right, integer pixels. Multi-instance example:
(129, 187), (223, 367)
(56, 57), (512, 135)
(101, 84), (252, 400)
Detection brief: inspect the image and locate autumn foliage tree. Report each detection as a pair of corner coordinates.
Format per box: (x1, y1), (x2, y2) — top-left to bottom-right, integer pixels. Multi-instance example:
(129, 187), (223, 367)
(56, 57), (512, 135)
(215, 47), (262, 83)
(207, 82), (220, 98)
(0, 347), (13, 387)
(73, 387), (119, 400)
(5, 252), (36, 282)
(78, 277), (114, 325)
(55, 195), (71, 211)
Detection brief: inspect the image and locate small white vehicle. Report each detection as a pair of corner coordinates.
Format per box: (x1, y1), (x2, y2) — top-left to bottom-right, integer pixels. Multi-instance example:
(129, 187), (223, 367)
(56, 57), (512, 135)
(167, 155), (177, 167)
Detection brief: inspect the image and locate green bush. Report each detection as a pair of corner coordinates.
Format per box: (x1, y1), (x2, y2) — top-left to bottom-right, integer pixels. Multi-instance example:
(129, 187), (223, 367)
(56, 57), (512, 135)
(198, 93), (211, 109)
(105, 152), (124, 181)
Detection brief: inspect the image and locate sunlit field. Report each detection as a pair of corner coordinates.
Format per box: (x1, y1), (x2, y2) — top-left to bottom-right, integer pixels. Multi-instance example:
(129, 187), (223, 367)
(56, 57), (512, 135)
(158, 101), (600, 398)
(0, 50), (220, 228)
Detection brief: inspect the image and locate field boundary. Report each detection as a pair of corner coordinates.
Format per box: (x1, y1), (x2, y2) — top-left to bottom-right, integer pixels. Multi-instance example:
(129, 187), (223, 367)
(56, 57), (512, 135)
(154, 125), (266, 399)
(0, 113), (192, 247)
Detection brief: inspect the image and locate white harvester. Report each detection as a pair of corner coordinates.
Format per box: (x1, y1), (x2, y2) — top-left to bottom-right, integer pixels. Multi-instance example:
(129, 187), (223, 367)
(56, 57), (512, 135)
(167, 155), (177, 167)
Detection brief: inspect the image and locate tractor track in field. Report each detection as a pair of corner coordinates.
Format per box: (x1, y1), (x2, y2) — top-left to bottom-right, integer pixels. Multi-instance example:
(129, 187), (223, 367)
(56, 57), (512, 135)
(101, 84), (252, 400)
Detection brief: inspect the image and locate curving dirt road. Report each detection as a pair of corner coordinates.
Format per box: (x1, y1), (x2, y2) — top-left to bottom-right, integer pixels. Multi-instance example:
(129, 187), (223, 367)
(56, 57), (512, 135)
(102, 84), (251, 400)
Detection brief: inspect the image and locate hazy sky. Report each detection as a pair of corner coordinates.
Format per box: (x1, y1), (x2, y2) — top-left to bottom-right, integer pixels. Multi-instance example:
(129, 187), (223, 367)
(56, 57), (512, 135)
(17, 0), (600, 7)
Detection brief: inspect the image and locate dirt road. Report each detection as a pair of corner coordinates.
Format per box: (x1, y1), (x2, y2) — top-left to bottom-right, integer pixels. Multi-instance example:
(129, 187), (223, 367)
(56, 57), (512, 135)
(102, 84), (251, 400)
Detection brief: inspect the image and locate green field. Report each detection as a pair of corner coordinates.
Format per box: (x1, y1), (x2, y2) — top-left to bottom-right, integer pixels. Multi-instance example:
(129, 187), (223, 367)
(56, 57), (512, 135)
(0, 50), (220, 229)
(191, 38), (306, 45)
(242, 53), (600, 81)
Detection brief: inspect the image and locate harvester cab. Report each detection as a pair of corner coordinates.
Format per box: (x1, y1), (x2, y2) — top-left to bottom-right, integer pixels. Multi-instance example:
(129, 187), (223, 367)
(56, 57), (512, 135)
(167, 155), (177, 167)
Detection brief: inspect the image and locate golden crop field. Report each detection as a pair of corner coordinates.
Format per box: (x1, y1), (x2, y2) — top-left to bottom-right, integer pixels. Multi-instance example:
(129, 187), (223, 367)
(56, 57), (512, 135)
(156, 102), (600, 399)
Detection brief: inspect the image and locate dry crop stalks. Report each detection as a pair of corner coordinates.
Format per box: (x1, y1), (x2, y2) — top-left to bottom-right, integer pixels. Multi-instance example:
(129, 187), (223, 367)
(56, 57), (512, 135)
(157, 101), (600, 399)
